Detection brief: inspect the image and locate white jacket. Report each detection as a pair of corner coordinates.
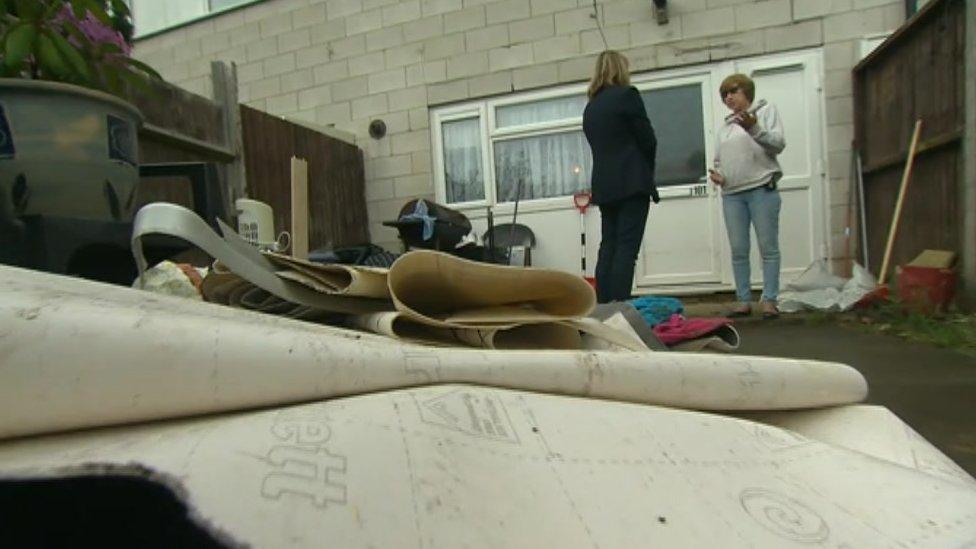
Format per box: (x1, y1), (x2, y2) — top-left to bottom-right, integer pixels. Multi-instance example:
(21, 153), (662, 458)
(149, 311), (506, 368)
(713, 102), (786, 194)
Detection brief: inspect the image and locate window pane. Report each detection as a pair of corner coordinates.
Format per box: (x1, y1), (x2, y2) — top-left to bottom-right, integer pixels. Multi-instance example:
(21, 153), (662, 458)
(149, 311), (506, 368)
(493, 131), (591, 202)
(132, 0), (206, 35)
(495, 95), (587, 128)
(639, 84), (706, 187)
(442, 118), (485, 203)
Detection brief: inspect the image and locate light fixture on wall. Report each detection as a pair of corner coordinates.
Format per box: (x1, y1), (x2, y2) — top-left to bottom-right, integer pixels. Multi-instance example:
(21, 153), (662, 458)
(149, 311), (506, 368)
(368, 119), (386, 139)
(652, 0), (668, 24)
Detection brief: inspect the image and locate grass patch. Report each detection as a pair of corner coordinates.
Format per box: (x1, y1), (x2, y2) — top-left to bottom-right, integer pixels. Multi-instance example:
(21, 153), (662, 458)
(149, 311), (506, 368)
(840, 302), (976, 356)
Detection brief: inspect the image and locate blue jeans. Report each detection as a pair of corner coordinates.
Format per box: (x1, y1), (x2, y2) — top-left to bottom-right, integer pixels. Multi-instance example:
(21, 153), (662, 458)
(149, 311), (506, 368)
(722, 186), (781, 303)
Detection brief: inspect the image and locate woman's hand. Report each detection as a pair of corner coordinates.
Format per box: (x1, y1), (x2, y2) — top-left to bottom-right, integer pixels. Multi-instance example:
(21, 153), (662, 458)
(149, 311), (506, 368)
(708, 169), (725, 186)
(734, 111), (757, 130)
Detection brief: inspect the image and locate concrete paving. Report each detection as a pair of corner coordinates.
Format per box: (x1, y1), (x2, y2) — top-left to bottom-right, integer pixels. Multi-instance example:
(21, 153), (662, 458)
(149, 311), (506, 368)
(720, 315), (976, 475)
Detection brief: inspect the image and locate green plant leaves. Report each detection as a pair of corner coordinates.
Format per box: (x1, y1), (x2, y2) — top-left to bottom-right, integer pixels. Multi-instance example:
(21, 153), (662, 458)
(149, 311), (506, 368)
(2, 0), (162, 97)
(3, 22), (35, 70)
(36, 31), (69, 79)
(124, 57), (162, 80)
(108, 0), (130, 18)
(12, 0), (43, 20)
(68, 0), (110, 25)
(46, 29), (89, 80)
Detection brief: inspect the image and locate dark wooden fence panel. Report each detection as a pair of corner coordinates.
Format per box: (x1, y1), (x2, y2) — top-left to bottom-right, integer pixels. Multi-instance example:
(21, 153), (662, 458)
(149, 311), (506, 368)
(125, 78), (229, 164)
(123, 76), (235, 216)
(853, 0), (966, 273)
(865, 149), (961, 268)
(240, 105), (369, 250)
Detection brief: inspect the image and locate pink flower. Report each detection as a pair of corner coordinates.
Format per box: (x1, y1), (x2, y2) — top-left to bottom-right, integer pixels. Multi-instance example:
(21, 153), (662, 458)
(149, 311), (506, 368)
(53, 4), (131, 56)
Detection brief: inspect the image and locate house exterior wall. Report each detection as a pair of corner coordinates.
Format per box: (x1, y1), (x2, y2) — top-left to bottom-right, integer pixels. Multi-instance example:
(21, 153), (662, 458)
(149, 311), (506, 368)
(133, 0), (906, 273)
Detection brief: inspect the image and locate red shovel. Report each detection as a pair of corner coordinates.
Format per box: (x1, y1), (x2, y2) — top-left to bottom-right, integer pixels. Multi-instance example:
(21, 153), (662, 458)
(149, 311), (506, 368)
(573, 191), (595, 289)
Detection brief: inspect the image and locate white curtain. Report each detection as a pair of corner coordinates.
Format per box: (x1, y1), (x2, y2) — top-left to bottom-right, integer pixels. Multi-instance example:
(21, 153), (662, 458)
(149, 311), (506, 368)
(493, 131), (591, 202)
(495, 95), (587, 128)
(442, 118), (484, 203)
(492, 95), (591, 201)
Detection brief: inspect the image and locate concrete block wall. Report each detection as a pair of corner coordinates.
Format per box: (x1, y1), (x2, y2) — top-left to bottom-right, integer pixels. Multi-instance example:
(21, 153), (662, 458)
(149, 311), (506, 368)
(133, 0), (905, 266)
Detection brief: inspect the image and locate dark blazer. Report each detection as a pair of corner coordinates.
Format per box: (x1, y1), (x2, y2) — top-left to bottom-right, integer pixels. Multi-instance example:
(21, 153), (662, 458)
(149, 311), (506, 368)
(582, 85), (659, 205)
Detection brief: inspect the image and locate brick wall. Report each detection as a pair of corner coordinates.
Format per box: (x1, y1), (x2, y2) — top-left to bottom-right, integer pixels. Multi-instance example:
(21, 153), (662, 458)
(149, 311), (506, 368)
(133, 0), (905, 264)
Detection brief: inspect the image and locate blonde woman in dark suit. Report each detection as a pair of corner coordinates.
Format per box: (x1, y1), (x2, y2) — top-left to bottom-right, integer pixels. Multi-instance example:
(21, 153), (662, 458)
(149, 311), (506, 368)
(582, 51), (659, 304)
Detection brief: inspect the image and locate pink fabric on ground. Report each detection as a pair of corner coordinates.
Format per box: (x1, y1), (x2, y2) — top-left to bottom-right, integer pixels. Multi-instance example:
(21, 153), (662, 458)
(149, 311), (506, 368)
(652, 314), (733, 346)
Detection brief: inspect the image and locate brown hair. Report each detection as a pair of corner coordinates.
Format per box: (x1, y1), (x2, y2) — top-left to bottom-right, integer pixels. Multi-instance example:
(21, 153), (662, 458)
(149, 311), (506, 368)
(587, 50), (631, 99)
(719, 74), (755, 102)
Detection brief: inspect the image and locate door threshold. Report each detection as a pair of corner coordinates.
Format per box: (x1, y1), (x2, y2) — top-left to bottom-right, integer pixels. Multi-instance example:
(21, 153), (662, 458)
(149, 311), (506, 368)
(633, 282), (732, 297)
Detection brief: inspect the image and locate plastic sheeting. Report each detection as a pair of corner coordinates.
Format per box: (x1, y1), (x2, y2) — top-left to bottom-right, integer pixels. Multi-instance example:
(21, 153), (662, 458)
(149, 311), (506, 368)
(778, 260), (877, 313)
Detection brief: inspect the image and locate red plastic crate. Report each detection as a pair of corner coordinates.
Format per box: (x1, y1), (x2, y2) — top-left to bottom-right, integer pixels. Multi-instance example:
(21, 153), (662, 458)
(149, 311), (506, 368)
(897, 265), (957, 314)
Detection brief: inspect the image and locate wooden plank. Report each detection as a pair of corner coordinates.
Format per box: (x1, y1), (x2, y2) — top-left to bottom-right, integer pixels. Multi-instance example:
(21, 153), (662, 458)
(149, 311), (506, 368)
(140, 123), (235, 160)
(290, 157), (309, 260)
(212, 61), (247, 204)
(879, 120), (923, 285)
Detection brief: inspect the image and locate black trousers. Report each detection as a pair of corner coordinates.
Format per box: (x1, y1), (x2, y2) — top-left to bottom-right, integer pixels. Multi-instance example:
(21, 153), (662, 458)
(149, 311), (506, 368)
(595, 196), (650, 303)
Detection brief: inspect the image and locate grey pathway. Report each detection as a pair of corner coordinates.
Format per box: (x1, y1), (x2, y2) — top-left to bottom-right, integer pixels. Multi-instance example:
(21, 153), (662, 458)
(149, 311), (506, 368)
(729, 318), (976, 475)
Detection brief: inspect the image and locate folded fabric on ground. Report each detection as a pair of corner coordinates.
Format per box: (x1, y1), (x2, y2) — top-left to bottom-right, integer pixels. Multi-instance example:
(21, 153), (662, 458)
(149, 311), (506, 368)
(653, 314), (741, 352)
(629, 295), (684, 327)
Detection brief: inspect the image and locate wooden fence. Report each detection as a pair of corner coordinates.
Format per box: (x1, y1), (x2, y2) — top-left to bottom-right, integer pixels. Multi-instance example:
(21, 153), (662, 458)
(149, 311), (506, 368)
(124, 62), (241, 218)
(853, 0), (966, 276)
(126, 62), (370, 250)
(240, 106), (369, 250)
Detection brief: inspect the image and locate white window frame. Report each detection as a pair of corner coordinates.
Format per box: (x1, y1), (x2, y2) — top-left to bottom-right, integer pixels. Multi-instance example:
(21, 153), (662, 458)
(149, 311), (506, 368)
(130, 0), (265, 39)
(431, 103), (493, 209)
(429, 64), (719, 215)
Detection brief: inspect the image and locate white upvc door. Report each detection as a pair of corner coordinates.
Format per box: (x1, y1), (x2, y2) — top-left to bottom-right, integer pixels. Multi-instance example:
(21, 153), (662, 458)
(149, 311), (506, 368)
(631, 49), (826, 294)
(631, 69), (724, 287)
(725, 50), (827, 288)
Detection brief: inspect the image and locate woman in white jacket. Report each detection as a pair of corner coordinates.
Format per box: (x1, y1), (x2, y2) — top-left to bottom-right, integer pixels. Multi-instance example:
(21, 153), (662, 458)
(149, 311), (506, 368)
(708, 74), (786, 319)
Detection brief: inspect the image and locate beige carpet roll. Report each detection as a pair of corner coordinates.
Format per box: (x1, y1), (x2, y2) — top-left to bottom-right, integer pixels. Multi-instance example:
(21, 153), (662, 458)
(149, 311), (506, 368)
(387, 250), (596, 328)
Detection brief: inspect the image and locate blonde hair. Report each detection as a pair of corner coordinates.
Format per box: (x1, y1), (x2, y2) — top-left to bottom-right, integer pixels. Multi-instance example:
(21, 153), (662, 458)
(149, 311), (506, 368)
(587, 50), (631, 99)
(719, 73), (756, 102)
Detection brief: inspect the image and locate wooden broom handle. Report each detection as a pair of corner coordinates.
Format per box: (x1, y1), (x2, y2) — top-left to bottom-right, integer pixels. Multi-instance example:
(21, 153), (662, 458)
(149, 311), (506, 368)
(878, 119), (923, 285)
